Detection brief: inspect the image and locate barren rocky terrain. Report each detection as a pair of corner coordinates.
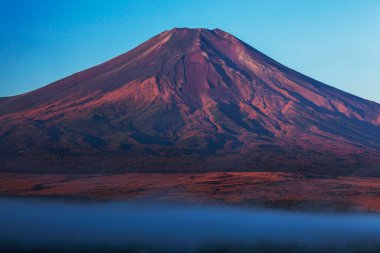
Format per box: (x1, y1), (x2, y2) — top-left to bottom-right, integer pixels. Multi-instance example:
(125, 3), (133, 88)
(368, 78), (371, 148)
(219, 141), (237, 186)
(1, 28), (379, 174)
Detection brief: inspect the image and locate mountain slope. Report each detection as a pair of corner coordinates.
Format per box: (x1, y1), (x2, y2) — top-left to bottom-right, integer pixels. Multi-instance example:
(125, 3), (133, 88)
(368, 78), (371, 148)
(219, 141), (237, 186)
(1, 28), (379, 175)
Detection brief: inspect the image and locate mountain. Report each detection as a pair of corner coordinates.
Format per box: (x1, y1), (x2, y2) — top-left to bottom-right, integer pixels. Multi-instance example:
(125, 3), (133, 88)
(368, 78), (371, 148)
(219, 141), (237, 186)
(1, 28), (379, 175)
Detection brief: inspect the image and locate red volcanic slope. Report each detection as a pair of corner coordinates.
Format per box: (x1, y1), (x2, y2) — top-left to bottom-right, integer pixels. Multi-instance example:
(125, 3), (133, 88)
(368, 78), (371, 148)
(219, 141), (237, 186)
(0, 28), (380, 174)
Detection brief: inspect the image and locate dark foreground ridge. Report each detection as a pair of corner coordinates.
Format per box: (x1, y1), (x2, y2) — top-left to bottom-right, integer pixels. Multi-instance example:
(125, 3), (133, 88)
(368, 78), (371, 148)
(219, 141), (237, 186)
(2, 197), (380, 253)
(1, 28), (380, 175)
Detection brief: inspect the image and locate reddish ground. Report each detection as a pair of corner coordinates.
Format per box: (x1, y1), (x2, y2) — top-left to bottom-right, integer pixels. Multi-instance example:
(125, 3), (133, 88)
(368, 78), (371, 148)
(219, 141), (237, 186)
(1, 172), (379, 213)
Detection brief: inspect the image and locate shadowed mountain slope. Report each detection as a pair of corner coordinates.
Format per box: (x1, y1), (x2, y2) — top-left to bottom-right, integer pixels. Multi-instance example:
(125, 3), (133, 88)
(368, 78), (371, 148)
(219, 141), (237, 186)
(1, 28), (379, 175)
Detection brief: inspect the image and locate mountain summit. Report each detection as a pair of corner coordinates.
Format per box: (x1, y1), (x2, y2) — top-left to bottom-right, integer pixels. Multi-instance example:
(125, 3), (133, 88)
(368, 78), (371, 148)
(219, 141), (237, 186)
(1, 28), (379, 174)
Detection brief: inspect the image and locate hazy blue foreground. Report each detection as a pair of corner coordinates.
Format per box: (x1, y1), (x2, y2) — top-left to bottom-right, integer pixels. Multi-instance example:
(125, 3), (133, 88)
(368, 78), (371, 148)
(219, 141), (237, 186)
(1, 197), (380, 253)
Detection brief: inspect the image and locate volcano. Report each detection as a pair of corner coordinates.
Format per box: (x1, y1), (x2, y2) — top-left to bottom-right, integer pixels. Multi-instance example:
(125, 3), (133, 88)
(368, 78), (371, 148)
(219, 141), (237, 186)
(1, 28), (379, 175)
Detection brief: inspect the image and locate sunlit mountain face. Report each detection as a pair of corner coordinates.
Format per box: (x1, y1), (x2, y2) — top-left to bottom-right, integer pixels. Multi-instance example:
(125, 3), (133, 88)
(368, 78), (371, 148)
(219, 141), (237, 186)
(1, 28), (379, 175)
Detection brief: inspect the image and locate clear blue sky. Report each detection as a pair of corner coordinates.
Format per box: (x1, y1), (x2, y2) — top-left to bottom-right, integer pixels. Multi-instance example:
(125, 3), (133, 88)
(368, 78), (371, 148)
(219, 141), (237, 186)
(1, 0), (380, 102)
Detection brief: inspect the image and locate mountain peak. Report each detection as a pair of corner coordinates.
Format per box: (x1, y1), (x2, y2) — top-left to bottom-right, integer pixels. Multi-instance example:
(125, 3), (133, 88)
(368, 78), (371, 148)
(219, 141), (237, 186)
(168, 27), (224, 32)
(160, 27), (235, 45)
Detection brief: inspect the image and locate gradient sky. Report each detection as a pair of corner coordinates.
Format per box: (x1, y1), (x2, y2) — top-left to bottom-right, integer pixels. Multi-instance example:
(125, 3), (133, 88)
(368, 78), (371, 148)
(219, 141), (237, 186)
(1, 0), (380, 102)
